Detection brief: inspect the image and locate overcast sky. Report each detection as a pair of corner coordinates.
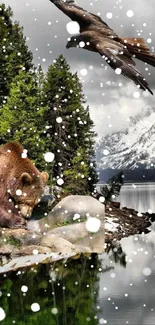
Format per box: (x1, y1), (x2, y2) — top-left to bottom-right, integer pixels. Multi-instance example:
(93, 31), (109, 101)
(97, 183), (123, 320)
(3, 0), (155, 136)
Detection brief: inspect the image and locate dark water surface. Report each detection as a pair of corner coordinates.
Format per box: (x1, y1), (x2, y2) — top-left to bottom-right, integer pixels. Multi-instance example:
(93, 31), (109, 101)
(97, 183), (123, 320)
(1, 184), (155, 325)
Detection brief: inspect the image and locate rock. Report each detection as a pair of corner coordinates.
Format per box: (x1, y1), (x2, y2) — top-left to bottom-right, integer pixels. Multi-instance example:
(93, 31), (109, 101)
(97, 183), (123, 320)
(0, 196), (105, 259)
(41, 221), (105, 254)
(12, 245), (52, 257)
(28, 195), (105, 233)
(41, 235), (78, 255)
(0, 252), (76, 274)
(0, 244), (51, 258)
(28, 195), (105, 254)
(0, 228), (41, 246)
(0, 244), (15, 256)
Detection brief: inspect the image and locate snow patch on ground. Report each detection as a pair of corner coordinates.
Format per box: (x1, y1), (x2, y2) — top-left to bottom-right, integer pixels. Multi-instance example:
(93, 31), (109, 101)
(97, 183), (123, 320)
(105, 216), (120, 233)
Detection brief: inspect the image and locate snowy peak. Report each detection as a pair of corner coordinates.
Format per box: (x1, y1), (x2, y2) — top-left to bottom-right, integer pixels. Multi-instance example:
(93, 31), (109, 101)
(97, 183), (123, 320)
(96, 107), (155, 169)
(129, 107), (155, 126)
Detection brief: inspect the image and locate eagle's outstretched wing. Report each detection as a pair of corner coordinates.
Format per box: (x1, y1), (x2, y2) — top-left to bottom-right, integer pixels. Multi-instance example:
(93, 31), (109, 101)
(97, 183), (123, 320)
(49, 0), (118, 37)
(49, 0), (153, 94)
(97, 43), (153, 94)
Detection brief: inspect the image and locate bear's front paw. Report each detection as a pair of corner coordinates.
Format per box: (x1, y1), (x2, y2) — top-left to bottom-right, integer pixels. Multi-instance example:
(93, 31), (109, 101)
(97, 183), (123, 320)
(9, 216), (27, 229)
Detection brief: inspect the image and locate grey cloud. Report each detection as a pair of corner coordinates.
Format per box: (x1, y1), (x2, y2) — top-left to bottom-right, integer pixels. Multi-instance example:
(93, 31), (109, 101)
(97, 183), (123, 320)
(3, 0), (155, 136)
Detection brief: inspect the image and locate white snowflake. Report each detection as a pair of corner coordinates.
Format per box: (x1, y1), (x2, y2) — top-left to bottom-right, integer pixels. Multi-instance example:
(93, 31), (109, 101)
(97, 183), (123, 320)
(80, 68), (87, 76)
(106, 12), (113, 19)
(0, 308), (6, 321)
(126, 10), (134, 18)
(44, 152), (55, 163)
(31, 303), (40, 312)
(21, 286), (28, 293)
(66, 21), (80, 35)
(85, 217), (101, 233)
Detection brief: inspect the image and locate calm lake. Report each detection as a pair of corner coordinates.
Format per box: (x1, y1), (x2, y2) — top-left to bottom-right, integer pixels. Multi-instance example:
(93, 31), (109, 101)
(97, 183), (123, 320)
(0, 183), (155, 325)
(119, 182), (155, 213)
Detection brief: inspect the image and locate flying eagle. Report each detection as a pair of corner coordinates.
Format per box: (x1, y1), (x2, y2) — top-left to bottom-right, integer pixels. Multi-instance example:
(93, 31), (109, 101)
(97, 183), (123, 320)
(49, 0), (155, 95)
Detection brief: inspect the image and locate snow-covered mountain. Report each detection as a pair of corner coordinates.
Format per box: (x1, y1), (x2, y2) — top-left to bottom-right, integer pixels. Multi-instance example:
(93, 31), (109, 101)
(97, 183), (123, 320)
(96, 107), (155, 169)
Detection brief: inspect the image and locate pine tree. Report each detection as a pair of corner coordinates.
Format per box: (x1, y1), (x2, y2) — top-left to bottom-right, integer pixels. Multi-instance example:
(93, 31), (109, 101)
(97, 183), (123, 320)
(0, 3), (33, 107)
(63, 147), (89, 195)
(0, 69), (49, 172)
(100, 172), (124, 202)
(43, 55), (98, 193)
(43, 55), (79, 177)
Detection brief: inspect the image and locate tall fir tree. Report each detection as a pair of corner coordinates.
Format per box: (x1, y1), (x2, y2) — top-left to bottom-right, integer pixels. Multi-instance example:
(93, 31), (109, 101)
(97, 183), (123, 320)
(0, 68), (50, 172)
(63, 147), (89, 195)
(43, 55), (98, 193)
(0, 3), (33, 107)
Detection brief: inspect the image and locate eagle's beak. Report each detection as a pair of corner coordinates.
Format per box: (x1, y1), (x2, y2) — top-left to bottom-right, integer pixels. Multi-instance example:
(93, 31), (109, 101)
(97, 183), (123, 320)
(66, 42), (71, 49)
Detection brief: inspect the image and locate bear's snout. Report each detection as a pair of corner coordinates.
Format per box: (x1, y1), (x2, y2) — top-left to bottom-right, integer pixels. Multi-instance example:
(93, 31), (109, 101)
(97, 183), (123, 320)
(18, 204), (33, 219)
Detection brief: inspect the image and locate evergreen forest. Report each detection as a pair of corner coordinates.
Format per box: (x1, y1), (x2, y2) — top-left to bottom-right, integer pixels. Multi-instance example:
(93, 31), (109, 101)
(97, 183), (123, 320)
(0, 3), (98, 195)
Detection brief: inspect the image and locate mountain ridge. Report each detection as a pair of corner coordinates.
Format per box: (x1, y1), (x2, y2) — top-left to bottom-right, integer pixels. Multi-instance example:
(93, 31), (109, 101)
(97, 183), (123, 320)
(96, 107), (155, 169)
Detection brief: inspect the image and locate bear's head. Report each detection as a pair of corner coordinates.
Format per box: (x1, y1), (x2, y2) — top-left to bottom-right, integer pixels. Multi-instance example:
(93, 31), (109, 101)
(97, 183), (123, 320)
(10, 171), (49, 218)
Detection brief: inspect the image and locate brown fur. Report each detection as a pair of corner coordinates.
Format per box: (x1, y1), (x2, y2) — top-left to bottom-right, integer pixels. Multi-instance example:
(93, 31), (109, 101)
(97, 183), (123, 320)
(121, 37), (155, 67)
(0, 142), (49, 228)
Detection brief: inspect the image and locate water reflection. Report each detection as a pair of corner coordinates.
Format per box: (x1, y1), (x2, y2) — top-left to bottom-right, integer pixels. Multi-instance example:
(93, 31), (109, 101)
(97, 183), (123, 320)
(0, 228), (155, 325)
(2, 234), (154, 325)
(99, 228), (155, 325)
(118, 182), (155, 213)
(1, 184), (155, 324)
(106, 242), (126, 268)
(0, 246), (126, 325)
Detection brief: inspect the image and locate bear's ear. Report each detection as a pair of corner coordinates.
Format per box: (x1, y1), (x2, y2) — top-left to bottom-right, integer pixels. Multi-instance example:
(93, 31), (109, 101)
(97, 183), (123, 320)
(41, 171), (49, 184)
(20, 172), (32, 186)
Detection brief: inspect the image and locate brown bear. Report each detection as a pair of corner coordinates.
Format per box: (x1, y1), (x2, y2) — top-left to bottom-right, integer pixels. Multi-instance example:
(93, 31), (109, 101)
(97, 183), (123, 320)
(0, 142), (49, 228)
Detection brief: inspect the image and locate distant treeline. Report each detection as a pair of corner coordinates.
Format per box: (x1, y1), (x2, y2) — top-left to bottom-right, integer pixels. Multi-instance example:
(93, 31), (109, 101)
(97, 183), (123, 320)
(98, 168), (155, 183)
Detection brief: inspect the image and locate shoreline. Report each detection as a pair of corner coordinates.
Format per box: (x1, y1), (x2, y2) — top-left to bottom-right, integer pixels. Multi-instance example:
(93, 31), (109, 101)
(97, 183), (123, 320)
(0, 205), (153, 258)
(104, 205), (153, 243)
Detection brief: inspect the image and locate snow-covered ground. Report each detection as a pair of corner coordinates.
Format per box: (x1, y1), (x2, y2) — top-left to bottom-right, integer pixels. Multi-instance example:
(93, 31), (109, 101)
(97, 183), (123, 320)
(105, 216), (120, 233)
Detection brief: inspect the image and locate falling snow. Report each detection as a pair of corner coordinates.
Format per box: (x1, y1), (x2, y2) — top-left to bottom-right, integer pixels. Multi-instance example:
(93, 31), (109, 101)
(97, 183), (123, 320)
(16, 189), (22, 196)
(21, 285), (28, 293)
(79, 41), (85, 48)
(1, 1), (155, 324)
(31, 303), (40, 312)
(126, 10), (134, 18)
(103, 149), (109, 156)
(44, 152), (55, 163)
(73, 213), (81, 220)
(143, 267), (152, 276)
(80, 68), (88, 76)
(99, 196), (105, 203)
(133, 92), (140, 99)
(56, 117), (62, 123)
(85, 217), (101, 233)
(66, 21), (80, 35)
(21, 149), (28, 159)
(33, 249), (39, 255)
(57, 178), (64, 186)
(115, 68), (122, 75)
(51, 308), (58, 315)
(106, 12), (113, 19)
(0, 308), (6, 321)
